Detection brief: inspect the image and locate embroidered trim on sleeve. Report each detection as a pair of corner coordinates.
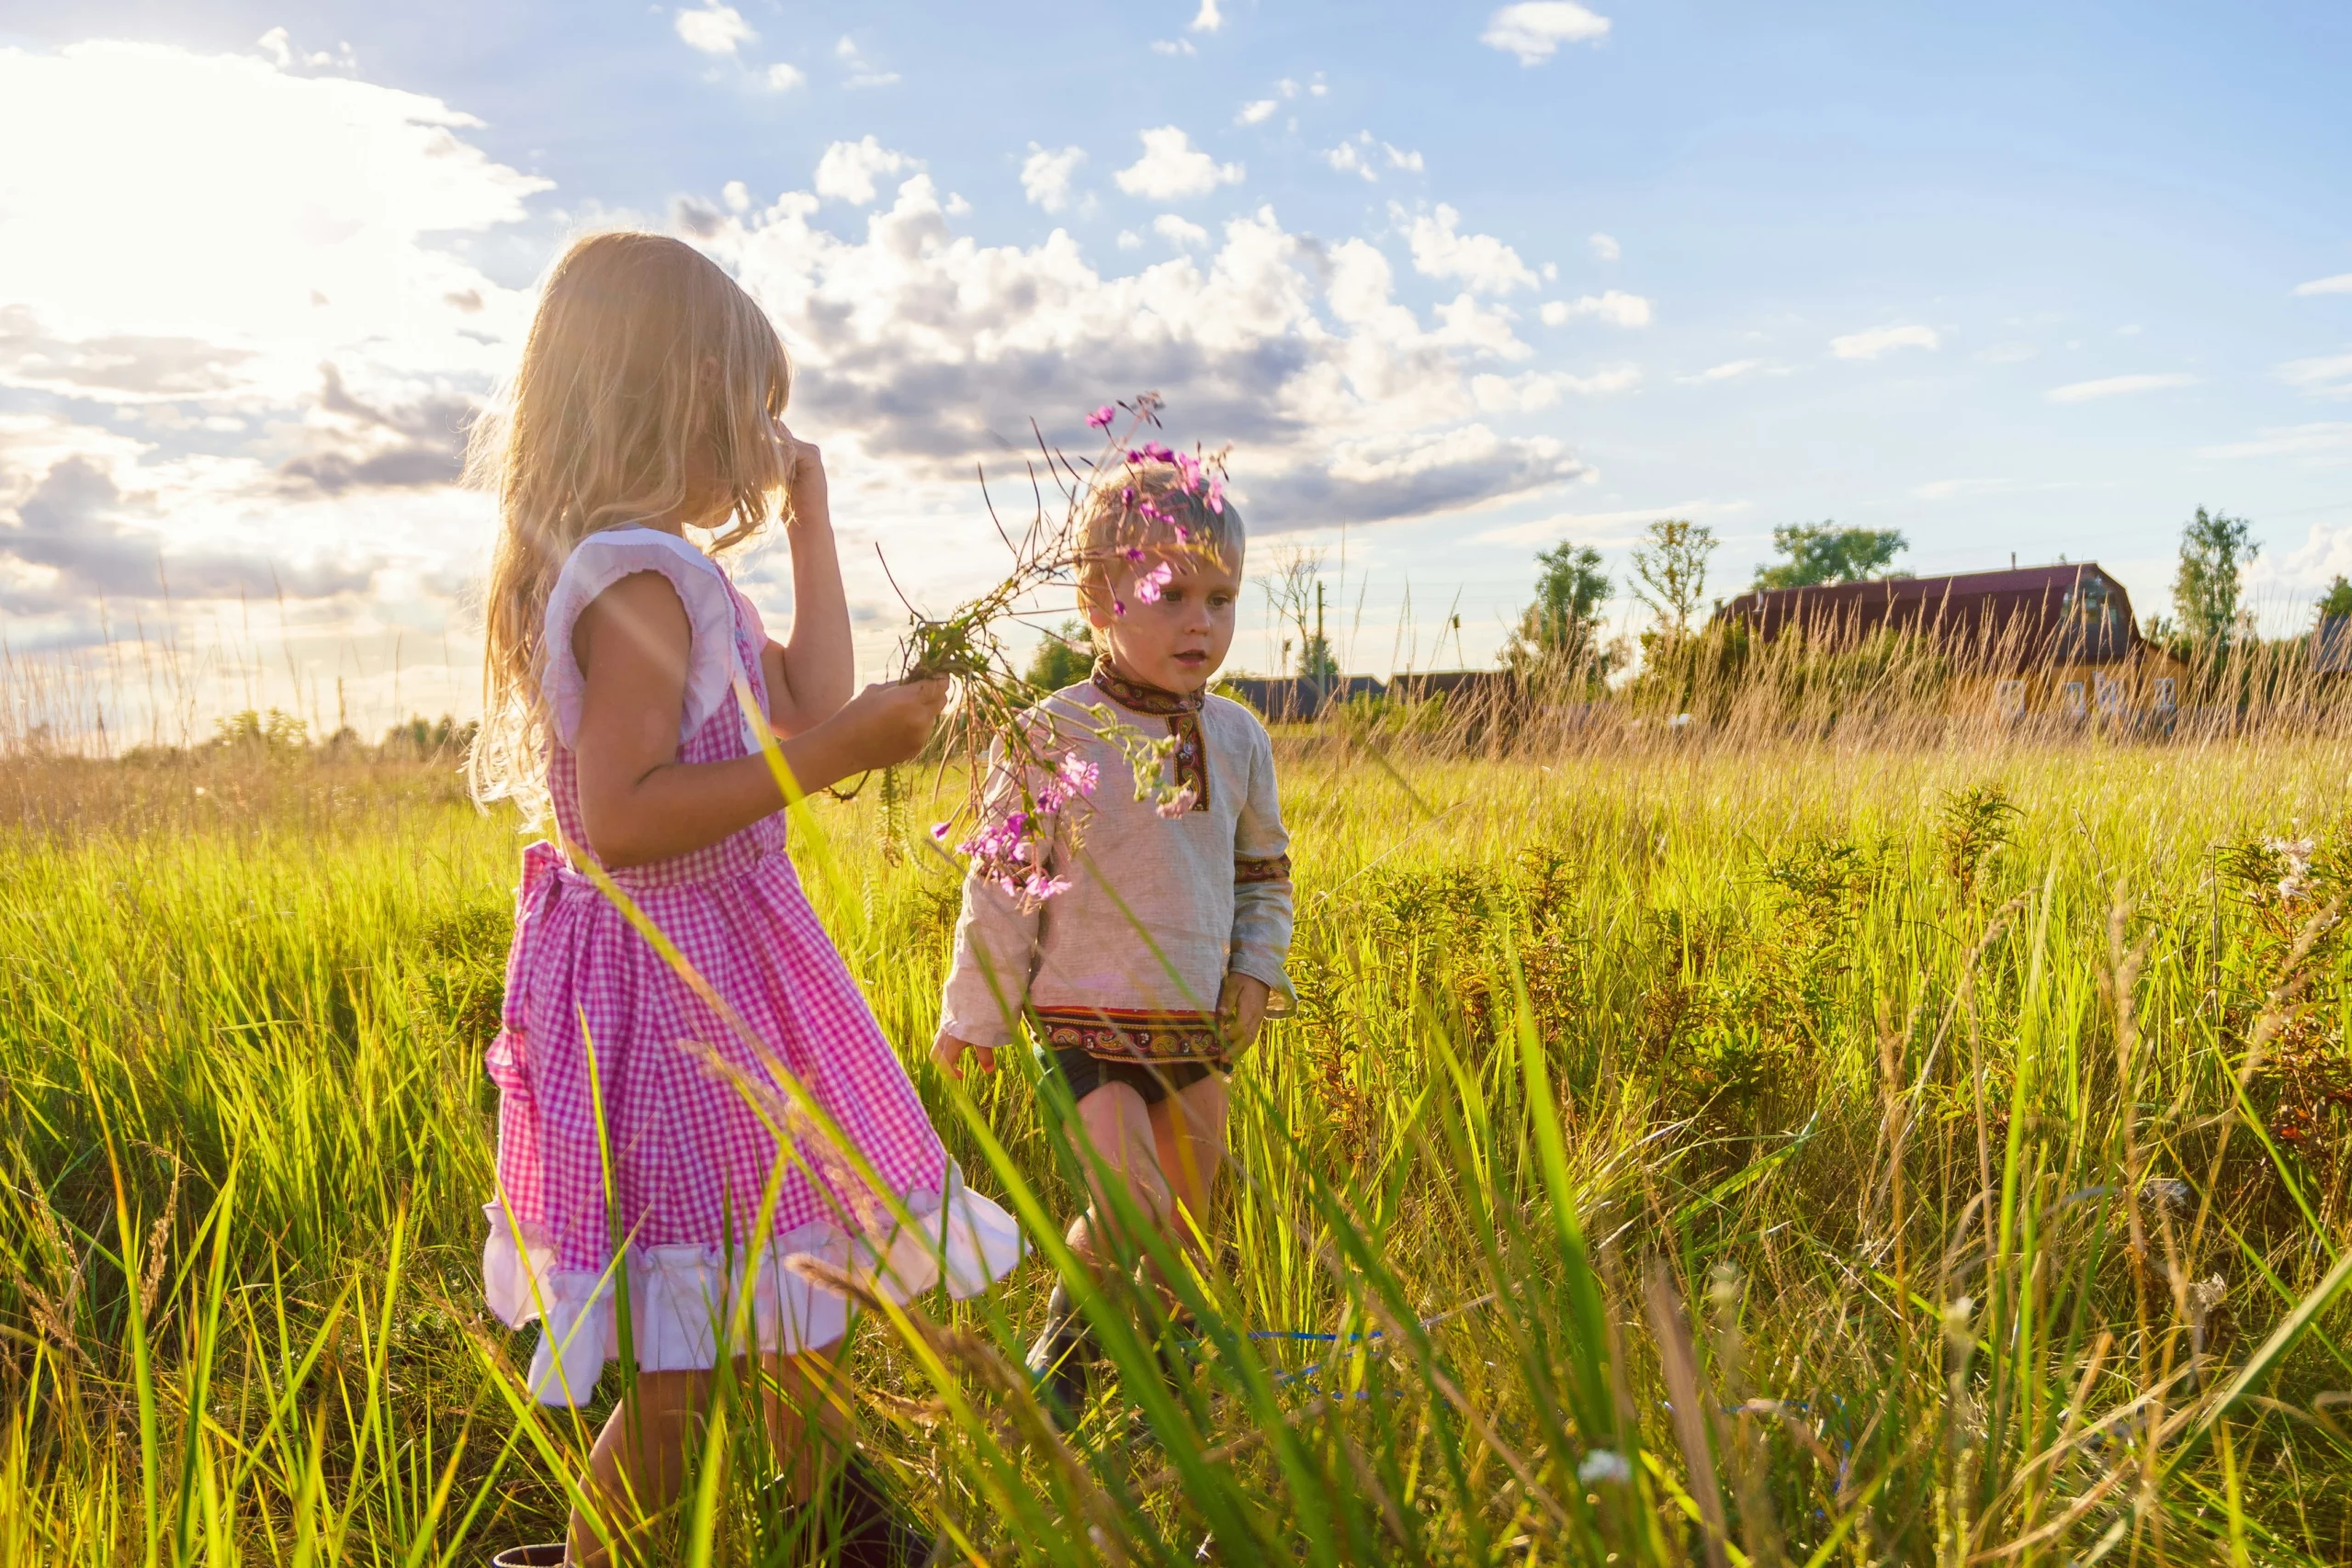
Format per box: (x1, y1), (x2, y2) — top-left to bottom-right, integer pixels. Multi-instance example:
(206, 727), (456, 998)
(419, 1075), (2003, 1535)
(1234, 853), (1292, 886)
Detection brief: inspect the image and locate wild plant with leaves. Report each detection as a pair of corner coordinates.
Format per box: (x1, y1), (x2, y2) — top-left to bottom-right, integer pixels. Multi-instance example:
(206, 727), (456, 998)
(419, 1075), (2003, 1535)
(892, 392), (1233, 907)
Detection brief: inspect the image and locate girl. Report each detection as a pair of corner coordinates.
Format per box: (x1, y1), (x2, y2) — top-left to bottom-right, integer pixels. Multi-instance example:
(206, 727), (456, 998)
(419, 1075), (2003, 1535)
(469, 231), (1021, 1566)
(929, 461), (1294, 1419)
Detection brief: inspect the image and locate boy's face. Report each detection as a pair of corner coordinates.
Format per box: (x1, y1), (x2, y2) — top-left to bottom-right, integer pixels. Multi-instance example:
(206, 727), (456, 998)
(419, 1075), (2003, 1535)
(1089, 543), (1242, 694)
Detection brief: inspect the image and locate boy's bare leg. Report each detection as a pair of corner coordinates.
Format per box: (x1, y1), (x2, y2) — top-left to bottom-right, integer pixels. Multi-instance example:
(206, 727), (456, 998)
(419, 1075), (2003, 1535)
(1148, 1073), (1230, 1259)
(569, 1368), (710, 1567)
(1065, 1081), (1169, 1268)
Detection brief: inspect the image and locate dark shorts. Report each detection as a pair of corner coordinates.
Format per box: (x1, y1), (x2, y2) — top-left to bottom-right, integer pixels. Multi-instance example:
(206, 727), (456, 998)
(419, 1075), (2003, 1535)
(1041, 1043), (1225, 1107)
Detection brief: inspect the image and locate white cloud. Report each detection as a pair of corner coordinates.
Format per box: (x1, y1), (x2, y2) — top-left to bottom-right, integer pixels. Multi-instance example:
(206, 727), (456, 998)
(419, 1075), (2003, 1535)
(1475, 366), (1639, 410)
(1021, 144), (1086, 213)
(763, 62), (806, 92)
(2291, 274), (2352, 297)
(2278, 350), (2352, 399)
(1153, 214), (1210, 248)
(1830, 323), (1940, 359)
(1679, 358), (1758, 384)
(1326, 138), (1377, 182)
(1325, 134), (1422, 183)
(1402, 203), (1538, 295)
(814, 136), (917, 205)
(674, 4), (755, 55)
(722, 180), (752, 212)
(1386, 143), (1425, 173)
(1151, 39), (1198, 56)
(834, 35), (899, 88)
(1115, 229), (1143, 249)
(1975, 341), (2038, 364)
(1191, 0), (1225, 31)
(2044, 371), (2198, 403)
(1540, 290), (1652, 328)
(1114, 127), (1244, 200)
(2195, 423), (2352, 461)
(1480, 3), (1611, 64)
(1236, 98), (1278, 125)
(1589, 231), (1620, 261)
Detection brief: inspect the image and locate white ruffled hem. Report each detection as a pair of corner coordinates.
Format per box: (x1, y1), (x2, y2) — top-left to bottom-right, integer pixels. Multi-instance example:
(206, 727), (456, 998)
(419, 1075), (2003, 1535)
(481, 1175), (1025, 1406)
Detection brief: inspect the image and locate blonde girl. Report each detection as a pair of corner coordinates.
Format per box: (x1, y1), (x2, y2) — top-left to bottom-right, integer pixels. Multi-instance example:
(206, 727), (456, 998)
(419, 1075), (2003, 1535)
(470, 231), (1020, 1566)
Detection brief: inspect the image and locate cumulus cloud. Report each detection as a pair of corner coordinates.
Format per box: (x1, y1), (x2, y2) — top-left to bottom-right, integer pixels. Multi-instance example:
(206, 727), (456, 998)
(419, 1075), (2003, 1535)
(2291, 274), (2352, 297)
(699, 184), (1577, 543)
(1154, 214), (1211, 248)
(1021, 144), (1086, 213)
(815, 136), (918, 204)
(2044, 371), (2198, 403)
(277, 363), (473, 493)
(1324, 134), (1422, 183)
(1480, 2), (1611, 64)
(1679, 358), (1759, 384)
(764, 62), (806, 92)
(2278, 350), (2352, 400)
(1114, 127), (1245, 200)
(1540, 291), (1652, 327)
(1191, 0), (1225, 31)
(834, 35), (899, 89)
(1401, 203), (1539, 295)
(674, 4), (754, 54)
(1830, 324), (1940, 359)
(1589, 231), (1620, 261)
(1236, 98), (1279, 125)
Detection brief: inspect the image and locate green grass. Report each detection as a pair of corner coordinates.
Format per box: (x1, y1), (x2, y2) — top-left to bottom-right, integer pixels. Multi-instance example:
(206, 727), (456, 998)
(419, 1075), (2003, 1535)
(5, 732), (2352, 1565)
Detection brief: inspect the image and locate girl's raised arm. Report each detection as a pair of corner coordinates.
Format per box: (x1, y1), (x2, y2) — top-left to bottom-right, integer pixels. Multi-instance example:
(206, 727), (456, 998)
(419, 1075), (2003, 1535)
(760, 425), (855, 738)
(571, 570), (943, 868)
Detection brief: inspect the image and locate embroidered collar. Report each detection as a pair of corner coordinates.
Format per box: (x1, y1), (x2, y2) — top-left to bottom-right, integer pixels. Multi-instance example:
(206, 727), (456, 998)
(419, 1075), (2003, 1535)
(1090, 658), (1204, 716)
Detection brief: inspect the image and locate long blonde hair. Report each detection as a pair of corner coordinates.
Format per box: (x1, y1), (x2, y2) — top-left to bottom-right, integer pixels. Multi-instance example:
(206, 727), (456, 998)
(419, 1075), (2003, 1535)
(465, 231), (792, 814)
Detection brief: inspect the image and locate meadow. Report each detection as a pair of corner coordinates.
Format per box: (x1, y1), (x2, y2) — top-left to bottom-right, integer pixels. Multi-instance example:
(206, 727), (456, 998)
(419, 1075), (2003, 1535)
(4, 711), (2352, 1566)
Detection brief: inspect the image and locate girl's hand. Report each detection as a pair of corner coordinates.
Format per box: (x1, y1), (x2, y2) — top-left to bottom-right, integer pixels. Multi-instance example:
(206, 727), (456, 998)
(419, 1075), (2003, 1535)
(775, 421), (828, 522)
(827, 676), (949, 773)
(1217, 972), (1271, 1056)
(932, 1029), (997, 1080)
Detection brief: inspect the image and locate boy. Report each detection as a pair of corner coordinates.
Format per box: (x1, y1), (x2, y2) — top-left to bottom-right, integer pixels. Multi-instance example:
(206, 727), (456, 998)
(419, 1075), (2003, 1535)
(931, 458), (1294, 1413)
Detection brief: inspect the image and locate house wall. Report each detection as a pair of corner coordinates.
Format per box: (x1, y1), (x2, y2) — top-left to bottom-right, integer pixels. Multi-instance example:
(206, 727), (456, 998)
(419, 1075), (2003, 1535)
(1951, 649), (2190, 721)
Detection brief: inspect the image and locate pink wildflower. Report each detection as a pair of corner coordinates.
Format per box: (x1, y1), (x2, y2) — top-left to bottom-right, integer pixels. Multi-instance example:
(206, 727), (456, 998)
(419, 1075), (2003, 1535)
(931, 822), (951, 840)
(1134, 560), (1174, 604)
(1087, 404), (1115, 430)
(1172, 450), (1204, 491)
(1057, 751), (1101, 796)
(1156, 786), (1198, 819)
(1204, 478), (1224, 515)
(1023, 870), (1072, 901)
(1122, 546), (1147, 563)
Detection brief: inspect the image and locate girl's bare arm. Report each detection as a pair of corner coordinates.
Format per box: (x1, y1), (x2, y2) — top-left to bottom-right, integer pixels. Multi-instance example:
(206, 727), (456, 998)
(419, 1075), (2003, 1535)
(571, 570), (943, 867)
(760, 426), (856, 738)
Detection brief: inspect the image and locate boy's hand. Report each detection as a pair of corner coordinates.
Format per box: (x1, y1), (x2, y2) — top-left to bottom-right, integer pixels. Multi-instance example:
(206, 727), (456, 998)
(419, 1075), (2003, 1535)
(1217, 972), (1271, 1057)
(932, 1029), (997, 1080)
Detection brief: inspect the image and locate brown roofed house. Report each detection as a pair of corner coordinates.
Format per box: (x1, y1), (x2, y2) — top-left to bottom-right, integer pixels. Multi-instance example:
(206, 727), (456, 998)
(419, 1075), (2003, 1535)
(1712, 562), (2187, 721)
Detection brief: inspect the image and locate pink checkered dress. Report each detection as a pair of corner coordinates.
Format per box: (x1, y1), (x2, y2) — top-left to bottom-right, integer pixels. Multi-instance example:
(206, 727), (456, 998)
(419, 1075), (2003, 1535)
(481, 528), (1020, 1406)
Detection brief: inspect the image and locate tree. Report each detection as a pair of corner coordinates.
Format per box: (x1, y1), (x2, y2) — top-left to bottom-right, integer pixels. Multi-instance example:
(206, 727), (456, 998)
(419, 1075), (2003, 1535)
(2316, 575), (2352, 625)
(1752, 522), (1907, 591)
(1023, 619), (1094, 691)
(2171, 507), (2258, 645)
(1504, 542), (1612, 682)
(1259, 547), (1338, 682)
(1630, 518), (1717, 645)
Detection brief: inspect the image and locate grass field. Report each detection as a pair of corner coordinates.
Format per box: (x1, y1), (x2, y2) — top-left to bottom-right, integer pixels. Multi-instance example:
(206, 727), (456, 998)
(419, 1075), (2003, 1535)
(5, 724), (2352, 1566)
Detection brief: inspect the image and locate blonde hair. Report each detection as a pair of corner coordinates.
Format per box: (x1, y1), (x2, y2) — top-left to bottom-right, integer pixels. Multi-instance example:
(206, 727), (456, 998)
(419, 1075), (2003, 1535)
(465, 231), (792, 814)
(1077, 460), (1246, 627)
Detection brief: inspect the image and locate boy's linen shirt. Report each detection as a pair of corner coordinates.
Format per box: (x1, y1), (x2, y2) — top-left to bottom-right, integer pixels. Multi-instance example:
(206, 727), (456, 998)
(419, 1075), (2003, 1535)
(937, 679), (1295, 1057)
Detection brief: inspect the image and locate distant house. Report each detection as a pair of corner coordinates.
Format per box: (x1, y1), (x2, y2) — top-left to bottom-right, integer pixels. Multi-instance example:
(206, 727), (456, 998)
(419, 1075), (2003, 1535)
(2314, 616), (2352, 674)
(1218, 674), (1386, 721)
(1712, 562), (2187, 719)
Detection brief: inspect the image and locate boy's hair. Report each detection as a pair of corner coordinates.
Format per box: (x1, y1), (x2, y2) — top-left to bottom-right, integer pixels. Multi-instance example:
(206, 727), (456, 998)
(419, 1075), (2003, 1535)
(1077, 460), (1246, 626)
(466, 231), (792, 814)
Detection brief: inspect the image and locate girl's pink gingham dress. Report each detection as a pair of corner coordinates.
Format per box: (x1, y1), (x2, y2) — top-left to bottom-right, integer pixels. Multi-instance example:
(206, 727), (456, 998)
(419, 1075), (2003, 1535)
(481, 526), (1021, 1406)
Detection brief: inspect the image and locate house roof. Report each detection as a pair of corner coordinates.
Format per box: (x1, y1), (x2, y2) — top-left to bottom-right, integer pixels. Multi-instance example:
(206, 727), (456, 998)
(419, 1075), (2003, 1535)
(1713, 562), (2142, 667)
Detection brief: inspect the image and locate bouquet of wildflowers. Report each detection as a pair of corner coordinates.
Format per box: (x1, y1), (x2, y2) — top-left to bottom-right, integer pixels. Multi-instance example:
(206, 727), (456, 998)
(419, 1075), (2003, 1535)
(893, 393), (1229, 909)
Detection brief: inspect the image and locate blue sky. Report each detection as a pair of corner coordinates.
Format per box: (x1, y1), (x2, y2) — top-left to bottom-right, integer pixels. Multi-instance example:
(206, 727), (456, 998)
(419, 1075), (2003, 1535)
(3, 2), (2349, 736)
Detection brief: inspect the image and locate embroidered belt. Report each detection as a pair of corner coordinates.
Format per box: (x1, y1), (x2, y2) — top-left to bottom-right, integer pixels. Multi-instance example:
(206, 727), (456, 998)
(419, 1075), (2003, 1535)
(1032, 1005), (1227, 1065)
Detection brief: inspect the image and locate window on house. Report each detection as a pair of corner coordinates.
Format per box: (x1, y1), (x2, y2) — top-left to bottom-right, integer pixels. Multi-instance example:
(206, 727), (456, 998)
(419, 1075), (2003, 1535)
(2095, 671), (2122, 716)
(2063, 680), (2086, 717)
(2154, 677), (2176, 712)
(1995, 679), (2026, 718)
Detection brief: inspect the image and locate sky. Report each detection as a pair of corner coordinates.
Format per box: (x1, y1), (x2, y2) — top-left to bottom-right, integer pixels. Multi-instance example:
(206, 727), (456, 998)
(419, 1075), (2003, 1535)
(3, 1), (2350, 744)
